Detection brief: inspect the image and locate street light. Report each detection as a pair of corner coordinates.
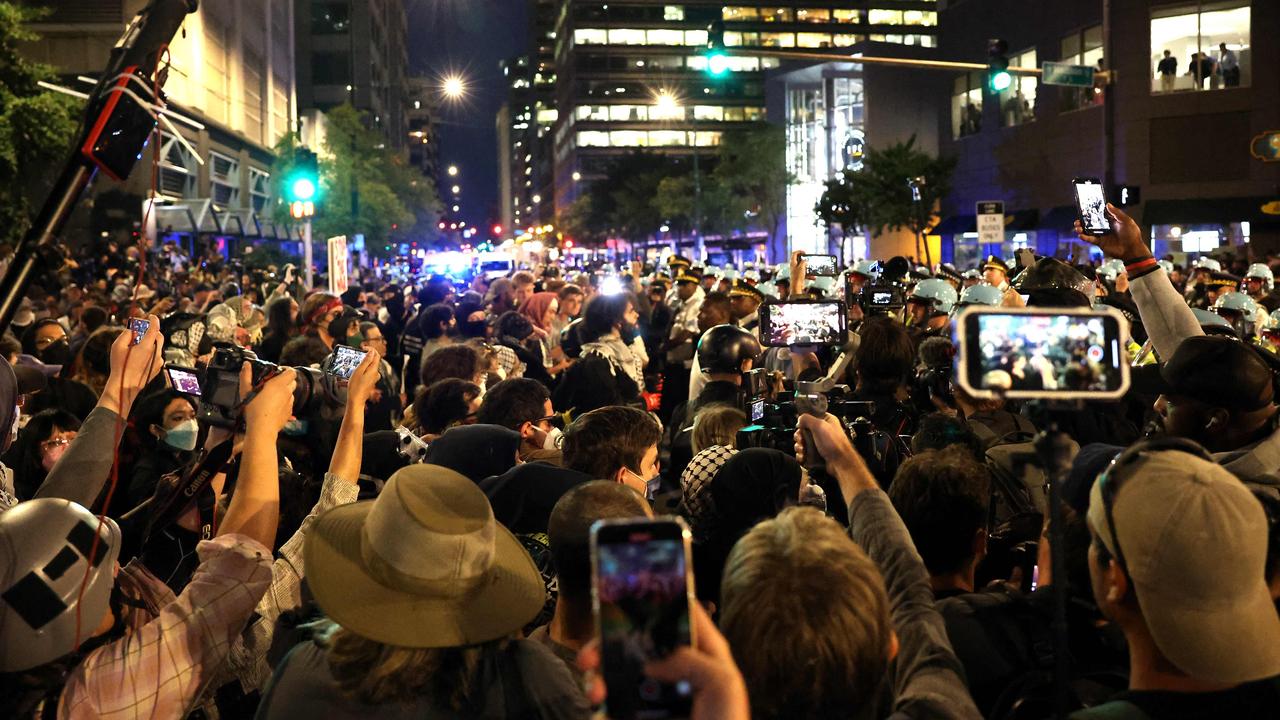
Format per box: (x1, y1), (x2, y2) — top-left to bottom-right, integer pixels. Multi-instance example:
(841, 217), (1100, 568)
(451, 185), (461, 194)
(447, 165), (459, 177)
(442, 74), (466, 100)
(653, 90), (682, 120)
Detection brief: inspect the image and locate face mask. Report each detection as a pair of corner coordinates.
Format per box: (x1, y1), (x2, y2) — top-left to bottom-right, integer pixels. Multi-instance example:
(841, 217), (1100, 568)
(283, 418), (309, 436)
(162, 418), (199, 451)
(38, 339), (71, 366)
(42, 442), (70, 472)
(542, 425), (563, 451)
(627, 467), (661, 501)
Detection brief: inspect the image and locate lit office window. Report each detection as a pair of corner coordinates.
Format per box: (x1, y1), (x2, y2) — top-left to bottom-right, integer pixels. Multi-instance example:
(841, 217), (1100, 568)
(609, 29), (647, 45)
(725, 31), (760, 47)
(797, 8), (830, 23)
(952, 72), (983, 138)
(578, 131), (610, 146)
(649, 130), (686, 146)
(694, 131), (722, 147)
(1060, 25), (1104, 111)
(999, 48), (1037, 127)
(664, 5), (684, 21)
(650, 102), (684, 121)
(685, 29), (708, 46)
(833, 9), (863, 23)
(761, 57), (782, 69)
(869, 9), (904, 24)
(609, 105), (647, 121)
(761, 32), (796, 48)
(693, 105), (724, 121)
(798, 33), (833, 48)
(1150, 3), (1250, 93)
(723, 6), (759, 21)
(576, 105), (609, 121)
(759, 7), (793, 22)
(574, 28), (607, 45)
(647, 29), (685, 46)
(611, 130), (648, 146)
(903, 10), (937, 26)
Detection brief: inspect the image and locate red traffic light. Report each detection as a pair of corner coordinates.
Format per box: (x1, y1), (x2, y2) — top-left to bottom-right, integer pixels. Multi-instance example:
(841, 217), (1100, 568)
(563, 239), (575, 249)
(492, 224), (503, 236)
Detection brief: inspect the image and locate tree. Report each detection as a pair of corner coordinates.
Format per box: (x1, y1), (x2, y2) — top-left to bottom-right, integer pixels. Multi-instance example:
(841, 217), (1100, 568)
(0, 3), (82, 243)
(714, 123), (791, 246)
(269, 104), (441, 257)
(816, 135), (954, 263)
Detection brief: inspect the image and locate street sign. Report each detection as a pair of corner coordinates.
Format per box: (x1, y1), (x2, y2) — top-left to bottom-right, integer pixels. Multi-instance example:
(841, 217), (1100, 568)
(976, 201), (1005, 246)
(327, 235), (349, 295)
(1041, 61), (1096, 87)
(1251, 131), (1280, 162)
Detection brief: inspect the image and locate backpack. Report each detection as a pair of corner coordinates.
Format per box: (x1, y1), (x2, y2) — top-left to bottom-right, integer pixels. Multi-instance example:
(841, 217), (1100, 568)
(969, 416), (1071, 527)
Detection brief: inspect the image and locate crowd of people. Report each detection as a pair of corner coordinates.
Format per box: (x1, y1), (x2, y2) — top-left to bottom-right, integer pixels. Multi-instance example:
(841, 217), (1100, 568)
(2, 200), (1280, 719)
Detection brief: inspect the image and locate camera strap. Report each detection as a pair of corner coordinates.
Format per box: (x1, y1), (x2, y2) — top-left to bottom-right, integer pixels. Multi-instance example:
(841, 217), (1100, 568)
(143, 439), (235, 543)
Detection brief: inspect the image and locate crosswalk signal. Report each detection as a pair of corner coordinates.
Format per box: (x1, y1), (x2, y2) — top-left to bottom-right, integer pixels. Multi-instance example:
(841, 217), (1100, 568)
(987, 38), (1011, 92)
(706, 21), (730, 77)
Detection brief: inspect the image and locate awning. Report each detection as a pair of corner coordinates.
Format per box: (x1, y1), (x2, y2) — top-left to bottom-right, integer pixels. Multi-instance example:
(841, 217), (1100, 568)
(1038, 205), (1080, 233)
(933, 214), (975, 235)
(1142, 197), (1280, 228)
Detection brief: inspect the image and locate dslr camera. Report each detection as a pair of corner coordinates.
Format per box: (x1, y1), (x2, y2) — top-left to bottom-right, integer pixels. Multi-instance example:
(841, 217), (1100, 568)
(199, 346), (327, 429)
(858, 283), (906, 316)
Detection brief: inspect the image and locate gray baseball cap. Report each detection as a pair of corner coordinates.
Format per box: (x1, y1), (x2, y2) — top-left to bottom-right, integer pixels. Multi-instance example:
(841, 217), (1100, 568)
(1087, 450), (1280, 684)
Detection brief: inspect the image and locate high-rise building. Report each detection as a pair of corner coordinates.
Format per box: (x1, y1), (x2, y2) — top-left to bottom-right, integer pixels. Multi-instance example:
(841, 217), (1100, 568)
(21, 0), (299, 245)
(406, 77), (440, 180)
(550, 1), (940, 213)
(497, 0), (559, 234)
(295, 0), (409, 149)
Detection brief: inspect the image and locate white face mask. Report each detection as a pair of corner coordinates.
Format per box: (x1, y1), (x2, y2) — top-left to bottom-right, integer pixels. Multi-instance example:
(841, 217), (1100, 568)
(542, 426), (563, 451)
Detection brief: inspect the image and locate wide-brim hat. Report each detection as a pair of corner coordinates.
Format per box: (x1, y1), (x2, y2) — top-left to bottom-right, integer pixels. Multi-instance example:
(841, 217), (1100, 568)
(305, 464), (545, 648)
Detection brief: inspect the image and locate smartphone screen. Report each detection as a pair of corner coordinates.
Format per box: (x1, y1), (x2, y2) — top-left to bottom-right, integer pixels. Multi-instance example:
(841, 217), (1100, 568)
(1073, 178), (1109, 235)
(127, 318), (150, 346)
(750, 398), (765, 423)
(592, 518), (695, 720)
(805, 254), (838, 277)
(760, 301), (847, 347)
(955, 307), (1130, 400)
(327, 345), (368, 379)
(166, 367), (202, 396)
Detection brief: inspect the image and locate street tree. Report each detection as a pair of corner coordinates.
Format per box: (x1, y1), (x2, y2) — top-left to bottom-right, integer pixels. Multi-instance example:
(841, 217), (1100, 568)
(714, 123), (791, 246)
(0, 2), (81, 243)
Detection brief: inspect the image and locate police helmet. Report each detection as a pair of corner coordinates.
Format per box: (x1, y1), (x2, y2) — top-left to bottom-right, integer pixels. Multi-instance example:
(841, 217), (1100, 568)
(697, 324), (762, 375)
(908, 278), (959, 315)
(1245, 263), (1275, 294)
(1011, 257), (1094, 307)
(955, 282), (1004, 308)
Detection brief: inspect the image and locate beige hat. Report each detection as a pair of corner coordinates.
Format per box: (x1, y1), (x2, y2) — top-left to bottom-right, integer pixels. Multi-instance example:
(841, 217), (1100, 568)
(305, 464), (546, 648)
(1088, 450), (1280, 685)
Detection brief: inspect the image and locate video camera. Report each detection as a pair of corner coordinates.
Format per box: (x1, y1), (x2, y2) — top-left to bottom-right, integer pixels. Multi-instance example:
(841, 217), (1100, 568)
(857, 283), (906, 316)
(198, 346), (329, 429)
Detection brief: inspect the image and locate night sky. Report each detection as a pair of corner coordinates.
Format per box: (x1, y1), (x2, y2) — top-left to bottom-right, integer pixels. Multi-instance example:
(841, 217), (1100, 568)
(406, 0), (530, 229)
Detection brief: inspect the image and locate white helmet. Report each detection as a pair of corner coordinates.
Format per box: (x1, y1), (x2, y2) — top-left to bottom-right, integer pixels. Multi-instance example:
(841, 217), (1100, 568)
(1096, 258), (1126, 283)
(908, 278), (959, 315)
(955, 282), (1004, 309)
(1244, 263), (1275, 294)
(1212, 290), (1260, 316)
(0, 499), (121, 672)
(1156, 259), (1174, 275)
(1193, 257), (1222, 272)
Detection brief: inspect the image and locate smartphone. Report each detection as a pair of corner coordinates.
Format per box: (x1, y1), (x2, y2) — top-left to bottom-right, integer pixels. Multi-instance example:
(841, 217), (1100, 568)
(325, 345), (368, 380)
(804, 253), (838, 277)
(749, 397), (765, 423)
(166, 367), (202, 396)
(1072, 177), (1110, 236)
(953, 306), (1130, 400)
(127, 318), (150, 346)
(759, 300), (847, 347)
(592, 517), (695, 720)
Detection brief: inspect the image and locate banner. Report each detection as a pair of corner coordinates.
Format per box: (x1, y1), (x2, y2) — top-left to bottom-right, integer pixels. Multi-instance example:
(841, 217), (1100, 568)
(327, 235), (349, 295)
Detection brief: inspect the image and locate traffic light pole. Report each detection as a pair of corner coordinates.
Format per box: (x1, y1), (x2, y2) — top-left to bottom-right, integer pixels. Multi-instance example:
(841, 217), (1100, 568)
(303, 219), (313, 289)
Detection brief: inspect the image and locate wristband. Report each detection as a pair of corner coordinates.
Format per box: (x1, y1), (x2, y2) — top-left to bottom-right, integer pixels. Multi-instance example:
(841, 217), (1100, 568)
(1124, 257), (1158, 274)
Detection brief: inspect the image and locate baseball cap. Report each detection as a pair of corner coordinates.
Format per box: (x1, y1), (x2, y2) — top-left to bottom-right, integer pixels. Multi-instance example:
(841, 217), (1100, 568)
(1132, 335), (1275, 411)
(1087, 450), (1280, 684)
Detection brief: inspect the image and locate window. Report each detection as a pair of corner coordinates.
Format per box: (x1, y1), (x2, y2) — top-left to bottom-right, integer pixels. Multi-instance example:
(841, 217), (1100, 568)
(797, 8), (830, 23)
(311, 2), (350, 34)
(761, 57), (781, 69)
(574, 28), (607, 45)
(204, 20), (230, 125)
(1150, 3), (1250, 94)
(694, 131), (721, 147)
(664, 5), (684, 21)
(833, 9), (863, 23)
(1060, 25), (1104, 111)
(693, 105), (723, 121)
(761, 32), (796, 48)
(210, 152), (240, 208)
(609, 29), (647, 45)
(869, 9), (903, 25)
(722, 6), (758, 21)
(312, 51), (350, 85)
(647, 29), (684, 46)
(577, 130), (610, 146)
(833, 33), (864, 47)
(649, 130), (685, 146)
(243, 50), (265, 144)
(611, 130), (648, 146)
(725, 31), (760, 47)
(685, 29), (708, 46)
(903, 10), (937, 26)
(249, 168), (270, 213)
(999, 48), (1037, 127)
(759, 7), (793, 22)
(648, 55), (684, 70)
(952, 72), (983, 138)
(797, 33), (833, 48)
(157, 132), (197, 199)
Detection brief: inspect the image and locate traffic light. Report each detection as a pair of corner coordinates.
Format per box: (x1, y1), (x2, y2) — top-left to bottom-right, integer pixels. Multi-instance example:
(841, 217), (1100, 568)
(987, 38), (1011, 92)
(705, 21), (730, 77)
(286, 147), (320, 205)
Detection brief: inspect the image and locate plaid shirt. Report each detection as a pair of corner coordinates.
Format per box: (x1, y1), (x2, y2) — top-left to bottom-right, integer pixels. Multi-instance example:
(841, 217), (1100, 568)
(57, 533), (272, 719)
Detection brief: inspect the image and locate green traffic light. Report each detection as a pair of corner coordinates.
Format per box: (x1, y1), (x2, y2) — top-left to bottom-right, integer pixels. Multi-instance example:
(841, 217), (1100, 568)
(990, 70), (1012, 92)
(707, 52), (730, 77)
(291, 177), (316, 201)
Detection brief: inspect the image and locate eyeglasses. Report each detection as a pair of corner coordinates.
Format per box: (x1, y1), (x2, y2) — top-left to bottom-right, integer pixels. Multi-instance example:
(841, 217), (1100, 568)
(40, 436), (75, 451)
(35, 333), (68, 348)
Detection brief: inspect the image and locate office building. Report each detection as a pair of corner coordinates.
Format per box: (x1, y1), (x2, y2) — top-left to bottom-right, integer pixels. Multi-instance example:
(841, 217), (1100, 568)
(933, 0), (1279, 268)
(496, 0), (558, 234)
(550, 0), (941, 214)
(295, 0), (409, 150)
(22, 0), (300, 246)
